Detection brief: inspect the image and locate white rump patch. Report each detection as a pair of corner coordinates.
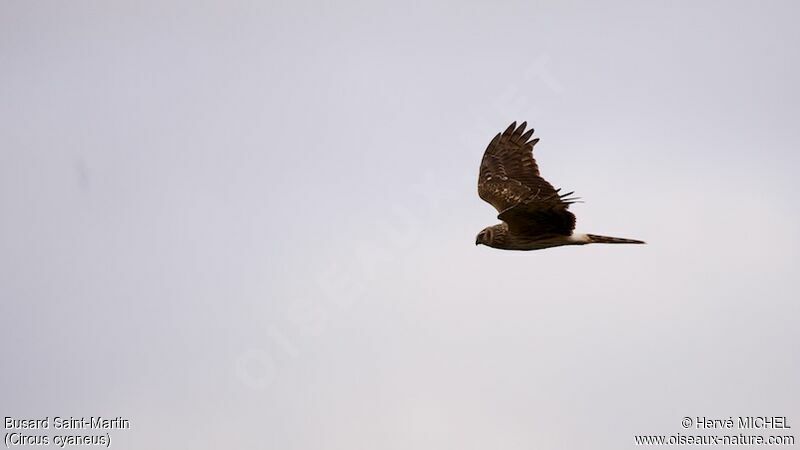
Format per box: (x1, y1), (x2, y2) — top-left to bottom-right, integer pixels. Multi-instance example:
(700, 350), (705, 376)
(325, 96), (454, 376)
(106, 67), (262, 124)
(569, 233), (590, 244)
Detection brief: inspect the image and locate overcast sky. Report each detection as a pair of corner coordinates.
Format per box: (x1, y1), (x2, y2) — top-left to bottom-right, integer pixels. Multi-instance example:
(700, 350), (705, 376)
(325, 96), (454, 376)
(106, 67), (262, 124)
(1, 1), (798, 449)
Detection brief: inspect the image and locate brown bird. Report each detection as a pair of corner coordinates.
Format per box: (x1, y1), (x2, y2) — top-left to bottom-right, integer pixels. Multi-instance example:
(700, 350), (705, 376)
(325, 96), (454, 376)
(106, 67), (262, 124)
(476, 121), (645, 251)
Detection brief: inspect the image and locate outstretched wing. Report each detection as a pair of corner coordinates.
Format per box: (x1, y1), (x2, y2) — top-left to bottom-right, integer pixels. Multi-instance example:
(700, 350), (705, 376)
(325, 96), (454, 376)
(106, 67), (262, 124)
(478, 121), (578, 236)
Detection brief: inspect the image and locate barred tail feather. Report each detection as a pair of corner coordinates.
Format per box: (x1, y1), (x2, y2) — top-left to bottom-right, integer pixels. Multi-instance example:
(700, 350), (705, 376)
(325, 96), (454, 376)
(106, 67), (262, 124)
(587, 234), (645, 244)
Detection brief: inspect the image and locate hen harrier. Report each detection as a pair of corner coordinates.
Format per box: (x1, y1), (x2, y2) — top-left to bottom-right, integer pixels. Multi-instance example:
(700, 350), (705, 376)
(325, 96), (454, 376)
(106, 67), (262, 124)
(476, 121), (645, 251)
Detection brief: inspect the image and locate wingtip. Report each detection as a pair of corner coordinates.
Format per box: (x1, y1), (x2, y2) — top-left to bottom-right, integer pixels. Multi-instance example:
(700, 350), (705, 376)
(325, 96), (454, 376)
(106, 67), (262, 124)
(520, 128), (534, 142)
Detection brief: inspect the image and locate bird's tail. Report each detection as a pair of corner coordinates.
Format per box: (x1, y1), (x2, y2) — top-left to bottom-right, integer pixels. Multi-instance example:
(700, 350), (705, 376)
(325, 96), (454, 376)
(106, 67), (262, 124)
(587, 234), (646, 245)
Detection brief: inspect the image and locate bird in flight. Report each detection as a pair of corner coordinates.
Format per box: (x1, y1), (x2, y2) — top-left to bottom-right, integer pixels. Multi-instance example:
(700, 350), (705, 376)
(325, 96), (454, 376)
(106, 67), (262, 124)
(476, 121), (645, 251)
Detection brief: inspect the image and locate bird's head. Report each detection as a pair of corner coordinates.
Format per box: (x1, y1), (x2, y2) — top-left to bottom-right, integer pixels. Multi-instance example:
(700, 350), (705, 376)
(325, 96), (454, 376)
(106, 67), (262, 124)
(475, 227), (494, 246)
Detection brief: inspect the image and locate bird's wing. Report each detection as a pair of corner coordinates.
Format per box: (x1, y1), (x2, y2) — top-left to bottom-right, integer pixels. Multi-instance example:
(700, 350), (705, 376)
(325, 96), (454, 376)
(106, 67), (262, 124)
(478, 121), (578, 236)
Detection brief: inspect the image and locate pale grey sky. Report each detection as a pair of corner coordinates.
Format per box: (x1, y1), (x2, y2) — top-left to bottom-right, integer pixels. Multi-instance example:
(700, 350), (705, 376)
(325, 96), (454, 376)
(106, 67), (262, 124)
(1, 1), (798, 449)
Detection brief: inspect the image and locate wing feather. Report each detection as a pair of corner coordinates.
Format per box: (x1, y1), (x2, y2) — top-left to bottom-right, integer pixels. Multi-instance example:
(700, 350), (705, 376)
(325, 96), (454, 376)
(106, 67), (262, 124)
(477, 122), (577, 236)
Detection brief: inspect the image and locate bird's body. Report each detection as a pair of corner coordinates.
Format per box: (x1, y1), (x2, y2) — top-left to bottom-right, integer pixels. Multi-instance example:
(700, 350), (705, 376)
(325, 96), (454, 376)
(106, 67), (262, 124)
(476, 122), (644, 251)
(476, 223), (587, 250)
